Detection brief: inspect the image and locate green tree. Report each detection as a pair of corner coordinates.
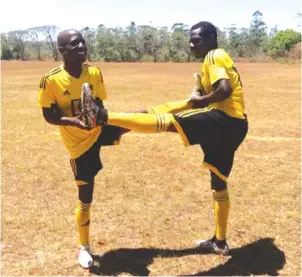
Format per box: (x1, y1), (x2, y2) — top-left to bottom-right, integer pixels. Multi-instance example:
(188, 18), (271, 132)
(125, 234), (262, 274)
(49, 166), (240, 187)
(96, 26), (122, 61)
(248, 11), (268, 55)
(95, 25), (109, 61)
(39, 25), (59, 61)
(124, 22), (140, 61)
(9, 30), (29, 60)
(112, 27), (128, 62)
(171, 23), (190, 62)
(137, 25), (164, 62)
(217, 28), (228, 49)
(156, 27), (171, 61)
(1, 34), (13, 60)
(267, 29), (301, 58)
(236, 28), (250, 57)
(28, 27), (43, 60)
(81, 27), (97, 61)
(226, 24), (240, 57)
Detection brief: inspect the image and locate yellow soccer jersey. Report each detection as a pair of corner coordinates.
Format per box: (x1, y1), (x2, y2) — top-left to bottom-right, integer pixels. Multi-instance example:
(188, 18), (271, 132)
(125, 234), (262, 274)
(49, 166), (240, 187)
(201, 48), (245, 119)
(38, 64), (107, 159)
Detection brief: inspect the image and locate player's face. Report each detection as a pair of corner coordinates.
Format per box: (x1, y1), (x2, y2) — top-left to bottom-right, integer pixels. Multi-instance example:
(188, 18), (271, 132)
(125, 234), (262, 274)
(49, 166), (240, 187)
(61, 33), (87, 63)
(189, 28), (211, 59)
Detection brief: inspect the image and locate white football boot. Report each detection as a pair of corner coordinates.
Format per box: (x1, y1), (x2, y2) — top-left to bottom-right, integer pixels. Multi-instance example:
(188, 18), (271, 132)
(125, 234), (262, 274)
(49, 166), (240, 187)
(78, 245), (93, 269)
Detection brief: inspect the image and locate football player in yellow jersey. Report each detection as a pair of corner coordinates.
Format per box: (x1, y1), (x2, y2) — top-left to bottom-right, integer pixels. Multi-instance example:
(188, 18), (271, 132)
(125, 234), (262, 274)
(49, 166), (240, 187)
(38, 29), (124, 268)
(89, 21), (248, 255)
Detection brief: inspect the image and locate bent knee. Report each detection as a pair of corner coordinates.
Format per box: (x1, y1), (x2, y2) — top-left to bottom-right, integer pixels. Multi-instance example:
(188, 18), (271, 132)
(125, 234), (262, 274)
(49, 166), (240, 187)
(78, 183), (94, 204)
(211, 171), (227, 191)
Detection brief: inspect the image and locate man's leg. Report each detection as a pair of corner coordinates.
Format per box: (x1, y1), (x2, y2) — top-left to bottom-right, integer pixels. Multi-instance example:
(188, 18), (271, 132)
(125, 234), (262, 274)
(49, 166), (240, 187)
(147, 100), (192, 114)
(95, 100), (195, 133)
(70, 144), (103, 269)
(75, 182), (94, 269)
(196, 172), (230, 255)
(211, 172), (230, 242)
(74, 125), (124, 269)
(196, 145), (235, 256)
(107, 112), (176, 133)
(75, 182), (94, 247)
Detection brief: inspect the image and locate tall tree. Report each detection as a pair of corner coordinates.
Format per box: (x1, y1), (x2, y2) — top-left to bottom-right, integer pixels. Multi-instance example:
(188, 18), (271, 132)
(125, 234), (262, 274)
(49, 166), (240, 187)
(156, 27), (171, 62)
(28, 27), (43, 60)
(1, 33), (13, 60)
(171, 23), (190, 62)
(81, 27), (97, 61)
(249, 11), (268, 55)
(137, 25), (157, 61)
(226, 24), (240, 56)
(96, 25), (121, 61)
(217, 27), (228, 50)
(9, 30), (29, 60)
(226, 25), (249, 57)
(111, 27), (127, 62)
(39, 25), (59, 61)
(96, 24), (108, 61)
(125, 21), (140, 61)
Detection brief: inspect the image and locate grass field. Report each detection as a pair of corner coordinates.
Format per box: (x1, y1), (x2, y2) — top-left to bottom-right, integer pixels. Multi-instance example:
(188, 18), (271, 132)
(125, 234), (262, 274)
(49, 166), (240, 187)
(1, 61), (301, 276)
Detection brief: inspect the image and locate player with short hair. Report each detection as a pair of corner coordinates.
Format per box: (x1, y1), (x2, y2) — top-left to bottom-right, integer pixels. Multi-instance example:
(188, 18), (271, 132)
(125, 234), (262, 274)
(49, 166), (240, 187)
(38, 29), (124, 268)
(85, 21), (248, 255)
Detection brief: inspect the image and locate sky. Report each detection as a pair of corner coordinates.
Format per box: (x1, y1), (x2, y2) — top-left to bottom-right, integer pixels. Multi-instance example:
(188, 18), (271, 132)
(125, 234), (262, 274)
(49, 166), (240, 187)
(1, 0), (301, 33)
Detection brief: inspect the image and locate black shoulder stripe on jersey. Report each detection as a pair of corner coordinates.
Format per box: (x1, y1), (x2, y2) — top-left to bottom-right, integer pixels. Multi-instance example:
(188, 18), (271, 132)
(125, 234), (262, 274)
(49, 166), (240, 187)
(206, 50), (215, 66)
(211, 50), (215, 65)
(45, 66), (61, 77)
(40, 68), (61, 89)
(206, 53), (210, 65)
(95, 66), (104, 83)
(40, 67), (61, 88)
(40, 67), (61, 89)
(206, 52), (210, 65)
(99, 69), (104, 83)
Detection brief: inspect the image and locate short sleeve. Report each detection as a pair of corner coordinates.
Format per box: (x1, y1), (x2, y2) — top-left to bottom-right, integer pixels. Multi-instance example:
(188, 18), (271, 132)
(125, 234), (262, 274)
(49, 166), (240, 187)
(96, 68), (107, 100)
(207, 50), (230, 85)
(38, 76), (56, 108)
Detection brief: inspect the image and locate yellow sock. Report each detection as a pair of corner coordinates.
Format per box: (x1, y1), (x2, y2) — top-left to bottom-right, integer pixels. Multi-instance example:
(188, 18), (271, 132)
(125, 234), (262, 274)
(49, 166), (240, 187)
(75, 200), (91, 246)
(108, 112), (174, 133)
(213, 189), (230, 241)
(147, 100), (192, 114)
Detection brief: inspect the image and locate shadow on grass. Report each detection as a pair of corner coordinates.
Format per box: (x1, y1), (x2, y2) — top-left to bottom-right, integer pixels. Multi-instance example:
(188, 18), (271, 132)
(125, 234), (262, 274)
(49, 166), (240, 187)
(90, 237), (285, 276)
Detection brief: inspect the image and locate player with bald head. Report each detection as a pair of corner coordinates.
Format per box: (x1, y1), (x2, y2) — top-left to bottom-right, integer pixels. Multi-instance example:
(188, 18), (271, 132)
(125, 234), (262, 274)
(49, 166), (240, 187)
(57, 29), (87, 72)
(38, 29), (124, 269)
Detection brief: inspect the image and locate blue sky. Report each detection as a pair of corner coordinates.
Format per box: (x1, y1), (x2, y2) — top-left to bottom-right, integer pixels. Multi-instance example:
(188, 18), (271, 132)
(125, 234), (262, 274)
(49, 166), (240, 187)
(1, 0), (301, 33)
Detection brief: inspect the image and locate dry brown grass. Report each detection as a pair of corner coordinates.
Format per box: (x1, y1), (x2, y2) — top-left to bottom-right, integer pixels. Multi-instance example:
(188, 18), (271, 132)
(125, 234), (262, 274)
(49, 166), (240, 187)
(1, 61), (301, 276)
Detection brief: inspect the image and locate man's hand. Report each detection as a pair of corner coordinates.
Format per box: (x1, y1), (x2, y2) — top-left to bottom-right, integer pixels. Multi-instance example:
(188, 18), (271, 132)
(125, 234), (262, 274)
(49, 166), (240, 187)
(62, 113), (92, 130)
(192, 72), (205, 96)
(42, 106), (92, 130)
(187, 72), (206, 103)
(188, 94), (209, 109)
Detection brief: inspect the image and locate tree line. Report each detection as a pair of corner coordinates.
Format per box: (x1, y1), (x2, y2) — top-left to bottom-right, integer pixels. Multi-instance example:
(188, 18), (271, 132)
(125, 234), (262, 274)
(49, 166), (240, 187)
(1, 11), (301, 62)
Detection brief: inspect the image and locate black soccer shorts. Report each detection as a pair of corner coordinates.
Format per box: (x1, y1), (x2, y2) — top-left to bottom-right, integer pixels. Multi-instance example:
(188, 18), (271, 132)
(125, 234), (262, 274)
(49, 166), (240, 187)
(70, 125), (123, 185)
(173, 108), (248, 181)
